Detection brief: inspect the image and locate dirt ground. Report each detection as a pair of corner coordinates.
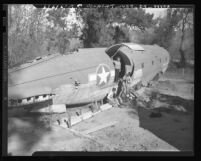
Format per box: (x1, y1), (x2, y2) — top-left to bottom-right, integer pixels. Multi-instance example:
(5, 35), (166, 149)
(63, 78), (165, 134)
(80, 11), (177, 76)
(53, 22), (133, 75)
(7, 67), (194, 155)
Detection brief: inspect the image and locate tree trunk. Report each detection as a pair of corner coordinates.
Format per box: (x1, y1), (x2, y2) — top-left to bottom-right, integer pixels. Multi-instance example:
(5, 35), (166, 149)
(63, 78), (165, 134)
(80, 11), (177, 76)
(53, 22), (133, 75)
(179, 24), (186, 68)
(179, 48), (186, 67)
(179, 9), (190, 68)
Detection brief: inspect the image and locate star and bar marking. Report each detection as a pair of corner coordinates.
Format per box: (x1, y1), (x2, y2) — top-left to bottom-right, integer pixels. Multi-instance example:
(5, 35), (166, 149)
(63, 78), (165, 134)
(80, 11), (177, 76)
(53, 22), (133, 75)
(96, 64), (111, 87)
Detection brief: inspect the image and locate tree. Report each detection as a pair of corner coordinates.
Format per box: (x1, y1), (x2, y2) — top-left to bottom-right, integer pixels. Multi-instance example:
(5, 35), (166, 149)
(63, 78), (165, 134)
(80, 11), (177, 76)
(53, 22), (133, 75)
(113, 26), (129, 44)
(8, 5), (83, 67)
(176, 8), (193, 67)
(153, 8), (193, 67)
(76, 8), (155, 48)
(77, 8), (104, 47)
(123, 8), (155, 30)
(8, 5), (37, 67)
(153, 9), (181, 49)
(46, 7), (70, 30)
(56, 31), (70, 54)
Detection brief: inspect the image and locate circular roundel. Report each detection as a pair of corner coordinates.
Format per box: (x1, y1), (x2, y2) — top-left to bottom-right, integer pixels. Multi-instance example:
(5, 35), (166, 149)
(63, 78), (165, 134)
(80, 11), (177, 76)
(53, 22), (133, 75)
(96, 64), (111, 87)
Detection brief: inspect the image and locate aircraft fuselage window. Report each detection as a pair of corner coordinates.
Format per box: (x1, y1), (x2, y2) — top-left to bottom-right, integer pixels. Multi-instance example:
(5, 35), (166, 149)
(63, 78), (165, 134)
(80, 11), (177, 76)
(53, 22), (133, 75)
(160, 59), (161, 63)
(152, 61), (154, 65)
(141, 63), (144, 68)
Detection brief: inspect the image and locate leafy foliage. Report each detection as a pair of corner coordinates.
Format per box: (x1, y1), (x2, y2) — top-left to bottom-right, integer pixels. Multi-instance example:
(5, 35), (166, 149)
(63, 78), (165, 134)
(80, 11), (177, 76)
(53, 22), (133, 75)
(153, 9), (181, 49)
(46, 8), (70, 30)
(8, 5), (194, 69)
(77, 8), (155, 47)
(8, 5), (79, 68)
(56, 31), (70, 54)
(152, 8), (193, 67)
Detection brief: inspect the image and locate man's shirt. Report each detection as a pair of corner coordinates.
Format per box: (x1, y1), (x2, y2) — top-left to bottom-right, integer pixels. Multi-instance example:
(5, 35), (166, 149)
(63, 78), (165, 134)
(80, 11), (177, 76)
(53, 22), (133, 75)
(126, 76), (132, 84)
(107, 91), (115, 100)
(116, 81), (123, 96)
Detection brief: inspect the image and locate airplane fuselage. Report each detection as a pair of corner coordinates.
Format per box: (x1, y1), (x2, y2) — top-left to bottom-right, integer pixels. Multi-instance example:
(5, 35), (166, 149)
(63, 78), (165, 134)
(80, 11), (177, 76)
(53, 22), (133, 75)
(8, 44), (169, 106)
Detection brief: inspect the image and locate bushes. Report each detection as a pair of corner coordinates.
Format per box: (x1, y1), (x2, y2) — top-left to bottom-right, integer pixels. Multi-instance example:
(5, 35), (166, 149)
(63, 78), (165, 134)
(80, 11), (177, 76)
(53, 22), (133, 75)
(8, 37), (42, 67)
(8, 5), (81, 68)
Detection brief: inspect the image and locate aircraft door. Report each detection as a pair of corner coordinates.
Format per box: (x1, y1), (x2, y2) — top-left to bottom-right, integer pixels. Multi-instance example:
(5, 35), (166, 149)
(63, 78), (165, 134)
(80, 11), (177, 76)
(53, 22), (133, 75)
(113, 51), (133, 81)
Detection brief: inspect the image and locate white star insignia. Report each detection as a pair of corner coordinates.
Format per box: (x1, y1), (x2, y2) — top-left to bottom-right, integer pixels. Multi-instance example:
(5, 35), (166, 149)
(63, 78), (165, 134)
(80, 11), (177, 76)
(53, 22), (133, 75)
(97, 66), (110, 85)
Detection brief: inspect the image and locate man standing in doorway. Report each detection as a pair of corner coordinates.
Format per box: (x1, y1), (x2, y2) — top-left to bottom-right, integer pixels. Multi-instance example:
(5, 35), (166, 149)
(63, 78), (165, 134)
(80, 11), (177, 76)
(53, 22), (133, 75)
(113, 57), (121, 82)
(116, 78), (124, 105)
(123, 72), (132, 101)
(123, 72), (132, 95)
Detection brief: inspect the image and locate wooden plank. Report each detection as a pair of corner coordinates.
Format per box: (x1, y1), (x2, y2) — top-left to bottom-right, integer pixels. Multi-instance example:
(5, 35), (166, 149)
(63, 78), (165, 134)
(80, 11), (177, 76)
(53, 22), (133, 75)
(82, 111), (93, 120)
(30, 104), (66, 113)
(100, 103), (112, 111)
(92, 110), (101, 116)
(82, 121), (118, 135)
(70, 116), (83, 126)
(51, 104), (67, 113)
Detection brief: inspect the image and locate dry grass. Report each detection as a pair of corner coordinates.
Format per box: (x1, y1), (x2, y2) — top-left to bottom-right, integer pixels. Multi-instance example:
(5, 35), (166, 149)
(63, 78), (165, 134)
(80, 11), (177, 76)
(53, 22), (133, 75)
(164, 62), (194, 82)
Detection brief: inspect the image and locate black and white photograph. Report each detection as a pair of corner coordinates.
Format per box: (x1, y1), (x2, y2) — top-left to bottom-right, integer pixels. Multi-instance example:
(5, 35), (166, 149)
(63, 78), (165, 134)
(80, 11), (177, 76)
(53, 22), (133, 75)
(6, 4), (194, 156)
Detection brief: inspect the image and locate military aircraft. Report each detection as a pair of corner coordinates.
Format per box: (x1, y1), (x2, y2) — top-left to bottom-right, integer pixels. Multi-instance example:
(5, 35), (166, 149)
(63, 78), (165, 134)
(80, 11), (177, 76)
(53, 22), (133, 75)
(8, 43), (169, 107)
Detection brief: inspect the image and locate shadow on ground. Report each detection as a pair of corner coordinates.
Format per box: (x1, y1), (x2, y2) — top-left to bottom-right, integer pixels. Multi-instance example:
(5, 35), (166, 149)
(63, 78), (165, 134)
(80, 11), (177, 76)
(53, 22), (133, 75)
(8, 100), (54, 155)
(129, 92), (194, 151)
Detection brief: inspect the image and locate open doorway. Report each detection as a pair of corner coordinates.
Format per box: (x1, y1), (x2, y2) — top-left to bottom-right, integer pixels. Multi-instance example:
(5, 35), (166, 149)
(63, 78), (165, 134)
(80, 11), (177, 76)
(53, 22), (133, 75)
(113, 55), (126, 79)
(105, 44), (133, 82)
